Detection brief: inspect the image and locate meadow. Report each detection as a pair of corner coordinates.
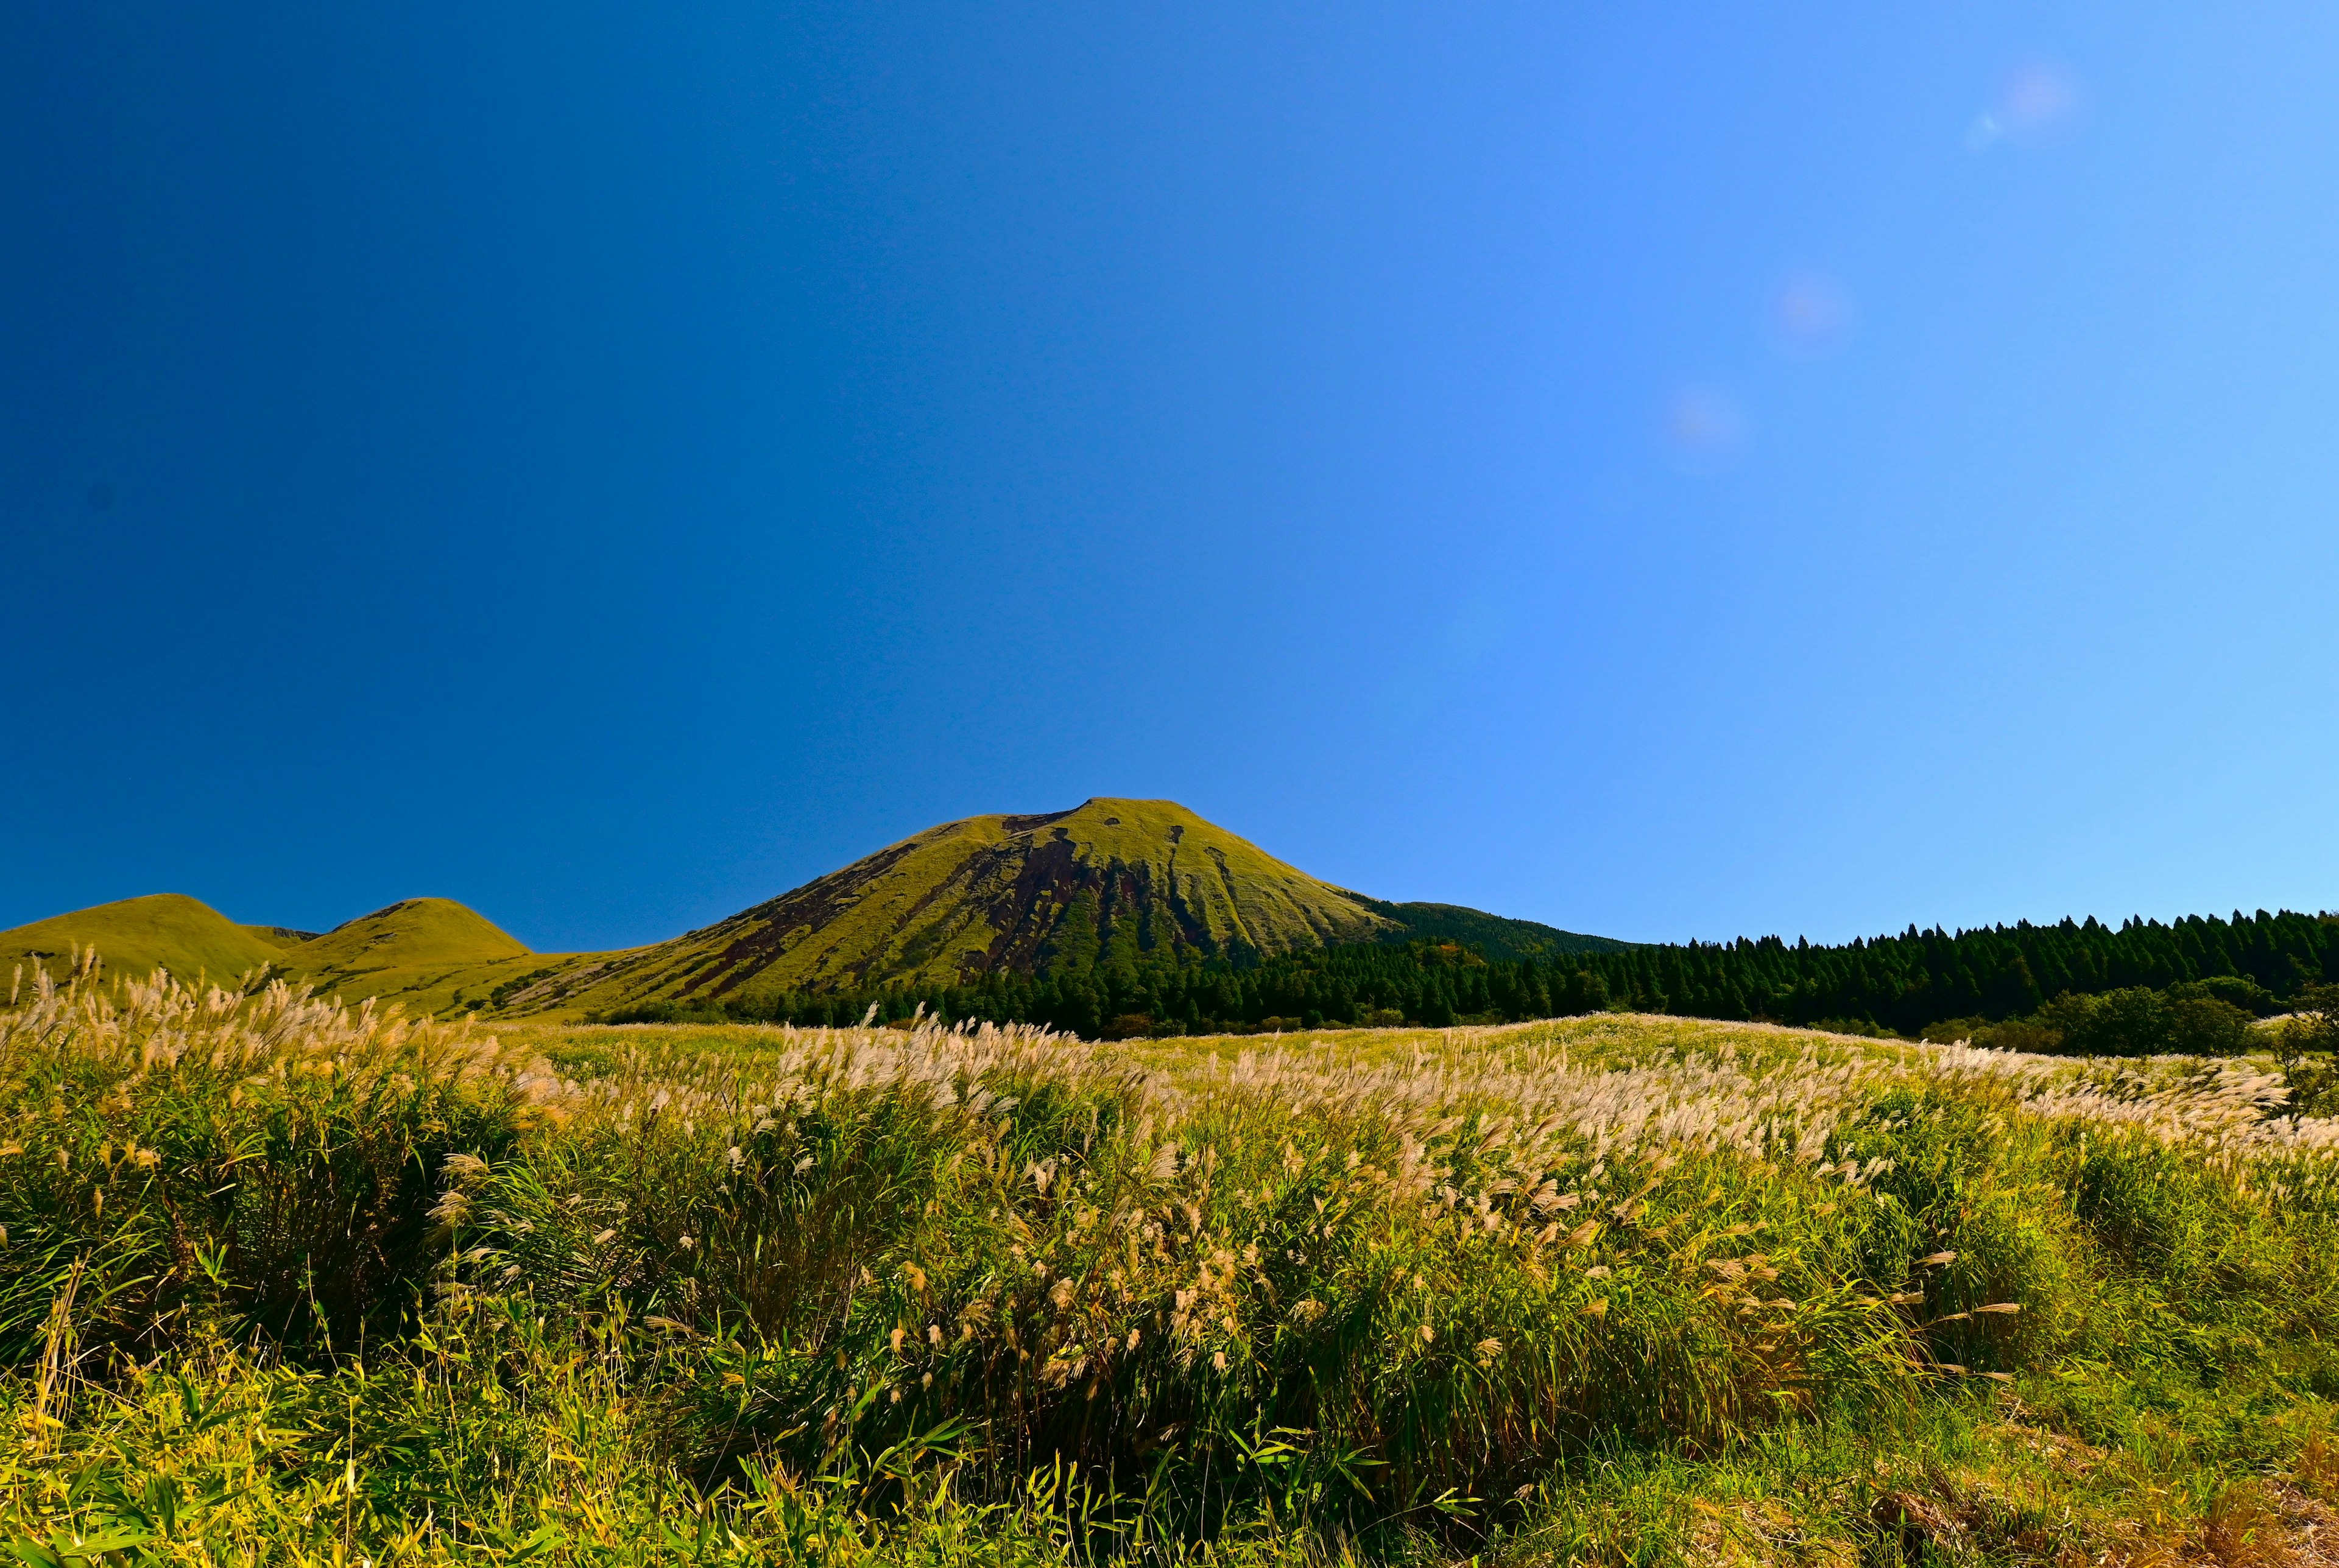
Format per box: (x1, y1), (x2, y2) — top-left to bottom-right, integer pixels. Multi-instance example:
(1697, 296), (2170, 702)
(4, 958), (2338, 1566)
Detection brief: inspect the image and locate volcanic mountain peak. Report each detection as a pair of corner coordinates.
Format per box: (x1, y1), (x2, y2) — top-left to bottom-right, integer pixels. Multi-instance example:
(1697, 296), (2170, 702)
(553, 798), (1393, 1012)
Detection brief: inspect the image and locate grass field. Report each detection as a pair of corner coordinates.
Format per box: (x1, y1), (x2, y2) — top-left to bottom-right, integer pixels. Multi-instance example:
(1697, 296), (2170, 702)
(4, 966), (2338, 1565)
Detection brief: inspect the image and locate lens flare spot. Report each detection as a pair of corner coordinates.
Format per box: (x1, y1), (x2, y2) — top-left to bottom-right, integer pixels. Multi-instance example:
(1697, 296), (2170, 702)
(1666, 387), (1747, 461)
(1774, 273), (1852, 353)
(1968, 59), (2084, 150)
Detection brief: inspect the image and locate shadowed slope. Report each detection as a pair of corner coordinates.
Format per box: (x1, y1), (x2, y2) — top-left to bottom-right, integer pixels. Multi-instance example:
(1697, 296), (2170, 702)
(533, 798), (1397, 1015)
(0, 893), (288, 986)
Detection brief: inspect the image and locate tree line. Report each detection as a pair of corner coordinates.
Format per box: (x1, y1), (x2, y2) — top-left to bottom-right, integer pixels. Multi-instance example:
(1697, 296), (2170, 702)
(594, 905), (2339, 1051)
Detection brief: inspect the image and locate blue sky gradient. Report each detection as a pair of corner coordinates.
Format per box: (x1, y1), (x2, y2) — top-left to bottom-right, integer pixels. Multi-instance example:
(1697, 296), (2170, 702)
(7, 3), (2338, 950)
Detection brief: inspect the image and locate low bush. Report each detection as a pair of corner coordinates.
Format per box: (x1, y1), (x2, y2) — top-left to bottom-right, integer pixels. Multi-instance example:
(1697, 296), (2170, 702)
(1924, 985), (2266, 1058)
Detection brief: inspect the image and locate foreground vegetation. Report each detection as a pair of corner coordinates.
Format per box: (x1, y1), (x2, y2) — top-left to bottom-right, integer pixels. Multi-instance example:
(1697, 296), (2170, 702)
(5, 960), (2339, 1564)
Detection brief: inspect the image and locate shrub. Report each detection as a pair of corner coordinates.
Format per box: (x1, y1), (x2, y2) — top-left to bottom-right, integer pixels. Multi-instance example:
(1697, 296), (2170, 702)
(2039, 988), (2170, 1056)
(1812, 1018), (1902, 1039)
(1969, 1016), (2066, 1053)
(2164, 996), (2256, 1056)
(2277, 986), (2339, 1119)
(2169, 975), (2280, 1016)
(2290, 983), (2339, 1053)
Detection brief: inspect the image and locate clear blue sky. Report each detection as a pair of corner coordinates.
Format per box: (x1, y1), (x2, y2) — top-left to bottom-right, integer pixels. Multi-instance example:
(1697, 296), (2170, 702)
(7, 3), (2338, 951)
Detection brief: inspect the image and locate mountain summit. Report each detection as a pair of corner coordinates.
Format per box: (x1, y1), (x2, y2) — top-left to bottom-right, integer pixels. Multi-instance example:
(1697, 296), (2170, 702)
(545, 798), (1393, 1014)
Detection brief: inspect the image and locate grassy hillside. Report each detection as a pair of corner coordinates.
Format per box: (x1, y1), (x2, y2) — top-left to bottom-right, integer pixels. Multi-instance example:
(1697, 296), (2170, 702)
(4, 979), (2335, 1564)
(0, 893), (286, 986)
(526, 798), (1402, 1016)
(286, 896), (529, 973)
(300, 947), (609, 1019)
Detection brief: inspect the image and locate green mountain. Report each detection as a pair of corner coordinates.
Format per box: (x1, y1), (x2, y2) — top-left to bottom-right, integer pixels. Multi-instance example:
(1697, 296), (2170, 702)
(534, 798), (1397, 1016)
(0, 893), (291, 987)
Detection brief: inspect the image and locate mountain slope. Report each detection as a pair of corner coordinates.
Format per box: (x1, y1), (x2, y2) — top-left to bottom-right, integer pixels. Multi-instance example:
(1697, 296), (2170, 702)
(0, 894), (288, 985)
(536, 798), (1397, 1014)
(1369, 901), (1634, 961)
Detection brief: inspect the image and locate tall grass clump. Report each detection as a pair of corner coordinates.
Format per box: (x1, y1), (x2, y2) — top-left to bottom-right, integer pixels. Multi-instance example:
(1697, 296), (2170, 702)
(0, 956), (529, 1361)
(3, 976), (2337, 1564)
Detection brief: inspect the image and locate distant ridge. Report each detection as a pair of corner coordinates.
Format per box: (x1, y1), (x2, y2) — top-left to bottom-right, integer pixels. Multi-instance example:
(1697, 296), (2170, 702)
(242, 924), (324, 948)
(1366, 900), (1634, 961)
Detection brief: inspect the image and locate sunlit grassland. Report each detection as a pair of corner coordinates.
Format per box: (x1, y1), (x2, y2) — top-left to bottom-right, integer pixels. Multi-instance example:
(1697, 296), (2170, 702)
(4, 969), (2337, 1565)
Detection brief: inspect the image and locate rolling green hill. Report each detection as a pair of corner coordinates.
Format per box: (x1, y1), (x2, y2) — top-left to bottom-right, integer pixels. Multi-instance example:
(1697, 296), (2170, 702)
(0, 893), (288, 987)
(287, 898), (530, 974)
(0, 892), (574, 1018)
(270, 898), (571, 1017)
